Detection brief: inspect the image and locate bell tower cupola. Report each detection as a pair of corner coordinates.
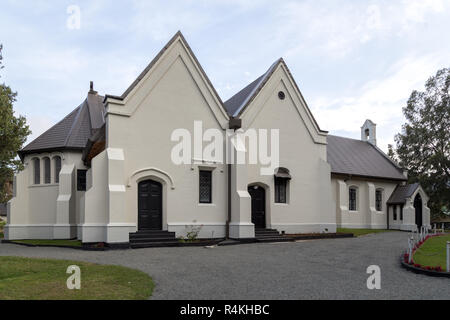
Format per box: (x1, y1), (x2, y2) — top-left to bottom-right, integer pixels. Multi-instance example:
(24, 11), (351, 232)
(361, 119), (377, 146)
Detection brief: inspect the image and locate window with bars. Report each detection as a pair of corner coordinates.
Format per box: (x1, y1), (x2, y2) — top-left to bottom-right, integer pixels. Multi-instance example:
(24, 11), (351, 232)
(54, 156), (62, 183)
(199, 170), (212, 204)
(275, 178), (287, 203)
(393, 205), (398, 220)
(349, 187), (357, 211)
(33, 158), (40, 185)
(375, 190), (383, 211)
(44, 157), (51, 184)
(77, 170), (87, 191)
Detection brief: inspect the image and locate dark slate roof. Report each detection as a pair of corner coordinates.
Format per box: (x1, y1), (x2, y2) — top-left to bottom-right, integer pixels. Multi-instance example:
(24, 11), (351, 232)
(387, 183), (420, 204)
(19, 92), (105, 158)
(224, 58), (327, 133)
(224, 60), (279, 117)
(327, 135), (406, 181)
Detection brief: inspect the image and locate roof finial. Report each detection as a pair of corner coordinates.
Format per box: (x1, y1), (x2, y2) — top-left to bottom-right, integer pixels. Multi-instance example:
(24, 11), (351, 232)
(89, 81), (97, 94)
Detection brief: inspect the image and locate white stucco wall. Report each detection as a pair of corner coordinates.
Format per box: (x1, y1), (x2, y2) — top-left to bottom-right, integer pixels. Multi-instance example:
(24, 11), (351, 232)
(390, 186), (430, 231)
(240, 63), (336, 234)
(332, 177), (430, 231)
(332, 177), (398, 229)
(5, 151), (86, 240)
(102, 35), (229, 241)
(81, 150), (110, 242)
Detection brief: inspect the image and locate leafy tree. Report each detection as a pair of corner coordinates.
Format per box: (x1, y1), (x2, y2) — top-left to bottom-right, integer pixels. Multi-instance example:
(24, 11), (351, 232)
(0, 44), (31, 203)
(395, 67), (450, 220)
(387, 144), (396, 162)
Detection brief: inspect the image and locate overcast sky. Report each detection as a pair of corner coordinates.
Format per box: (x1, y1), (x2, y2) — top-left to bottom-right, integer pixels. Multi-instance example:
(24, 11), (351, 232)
(1, 0), (449, 151)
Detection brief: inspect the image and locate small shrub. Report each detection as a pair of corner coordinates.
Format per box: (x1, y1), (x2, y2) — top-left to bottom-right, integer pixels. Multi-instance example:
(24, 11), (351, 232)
(179, 224), (204, 243)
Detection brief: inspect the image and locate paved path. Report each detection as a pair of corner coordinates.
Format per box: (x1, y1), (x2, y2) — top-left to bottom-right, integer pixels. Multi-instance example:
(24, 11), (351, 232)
(1, 232), (449, 300)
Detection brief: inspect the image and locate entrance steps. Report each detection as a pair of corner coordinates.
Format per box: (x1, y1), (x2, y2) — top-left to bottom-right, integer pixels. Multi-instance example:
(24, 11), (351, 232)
(254, 228), (294, 243)
(129, 230), (178, 248)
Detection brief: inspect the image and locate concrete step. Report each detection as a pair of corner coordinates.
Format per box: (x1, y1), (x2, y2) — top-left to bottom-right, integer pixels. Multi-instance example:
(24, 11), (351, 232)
(130, 231), (176, 239)
(255, 229), (281, 236)
(130, 237), (179, 243)
(256, 237), (294, 243)
(255, 231), (280, 236)
(130, 241), (180, 249)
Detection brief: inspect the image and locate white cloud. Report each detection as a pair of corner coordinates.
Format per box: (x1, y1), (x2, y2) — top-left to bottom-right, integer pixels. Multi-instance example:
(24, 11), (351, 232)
(310, 54), (447, 151)
(1, 0), (449, 150)
(129, 1), (214, 41)
(275, 0), (449, 59)
(403, 0), (445, 25)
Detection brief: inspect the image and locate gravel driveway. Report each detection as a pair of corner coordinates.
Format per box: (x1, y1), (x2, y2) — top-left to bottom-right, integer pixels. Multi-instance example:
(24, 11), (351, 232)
(1, 231), (449, 300)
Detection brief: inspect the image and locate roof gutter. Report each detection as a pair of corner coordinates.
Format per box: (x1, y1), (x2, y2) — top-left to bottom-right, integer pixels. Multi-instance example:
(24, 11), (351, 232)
(331, 172), (408, 183)
(18, 147), (84, 162)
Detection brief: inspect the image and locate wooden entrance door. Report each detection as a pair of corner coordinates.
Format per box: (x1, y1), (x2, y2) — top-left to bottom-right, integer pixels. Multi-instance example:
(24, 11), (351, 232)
(138, 180), (163, 231)
(248, 186), (266, 229)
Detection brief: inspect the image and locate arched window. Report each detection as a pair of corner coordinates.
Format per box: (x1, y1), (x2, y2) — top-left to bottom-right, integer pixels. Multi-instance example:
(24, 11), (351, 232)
(349, 187), (358, 211)
(54, 156), (62, 183)
(33, 158), (40, 185)
(375, 189), (383, 211)
(43, 157), (51, 184)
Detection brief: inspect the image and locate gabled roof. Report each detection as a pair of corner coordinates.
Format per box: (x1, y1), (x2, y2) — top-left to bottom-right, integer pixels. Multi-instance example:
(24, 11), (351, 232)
(19, 92), (105, 159)
(327, 135), (407, 181)
(224, 58), (327, 134)
(387, 183), (420, 204)
(104, 31), (225, 109)
(224, 59), (280, 117)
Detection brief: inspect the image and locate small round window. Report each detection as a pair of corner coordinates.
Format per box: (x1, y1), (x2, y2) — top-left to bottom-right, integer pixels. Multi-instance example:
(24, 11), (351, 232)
(278, 91), (286, 100)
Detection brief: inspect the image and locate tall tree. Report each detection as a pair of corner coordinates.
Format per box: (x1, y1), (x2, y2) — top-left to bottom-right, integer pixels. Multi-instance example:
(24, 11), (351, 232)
(395, 67), (450, 220)
(387, 144), (396, 162)
(0, 44), (31, 203)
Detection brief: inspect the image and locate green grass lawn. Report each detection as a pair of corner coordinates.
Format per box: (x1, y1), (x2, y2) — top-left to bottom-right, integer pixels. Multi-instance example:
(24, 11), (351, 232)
(0, 256), (154, 300)
(413, 235), (450, 272)
(337, 228), (393, 237)
(11, 239), (82, 247)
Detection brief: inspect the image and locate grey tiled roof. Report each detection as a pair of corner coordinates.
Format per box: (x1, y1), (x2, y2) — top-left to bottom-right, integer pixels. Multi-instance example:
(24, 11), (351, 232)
(224, 58), (327, 133)
(19, 93), (105, 158)
(224, 60), (279, 117)
(387, 183), (420, 204)
(327, 135), (406, 181)
(224, 75), (265, 117)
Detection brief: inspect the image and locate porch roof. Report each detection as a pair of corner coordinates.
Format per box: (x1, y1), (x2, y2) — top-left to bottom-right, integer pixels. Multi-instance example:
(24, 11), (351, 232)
(387, 183), (420, 205)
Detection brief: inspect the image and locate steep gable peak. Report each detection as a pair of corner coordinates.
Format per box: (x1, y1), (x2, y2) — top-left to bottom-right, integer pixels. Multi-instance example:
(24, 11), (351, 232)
(104, 31), (225, 109)
(225, 58), (327, 135)
(224, 58), (282, 118)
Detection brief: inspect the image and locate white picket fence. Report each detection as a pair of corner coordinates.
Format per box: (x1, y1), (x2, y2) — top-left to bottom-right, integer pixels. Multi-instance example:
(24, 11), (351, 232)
(406, 224), (450, 272)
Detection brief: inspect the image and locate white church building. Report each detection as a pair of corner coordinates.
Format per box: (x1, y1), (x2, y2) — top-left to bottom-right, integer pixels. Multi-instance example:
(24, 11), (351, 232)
(4, 32), (430, 246)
